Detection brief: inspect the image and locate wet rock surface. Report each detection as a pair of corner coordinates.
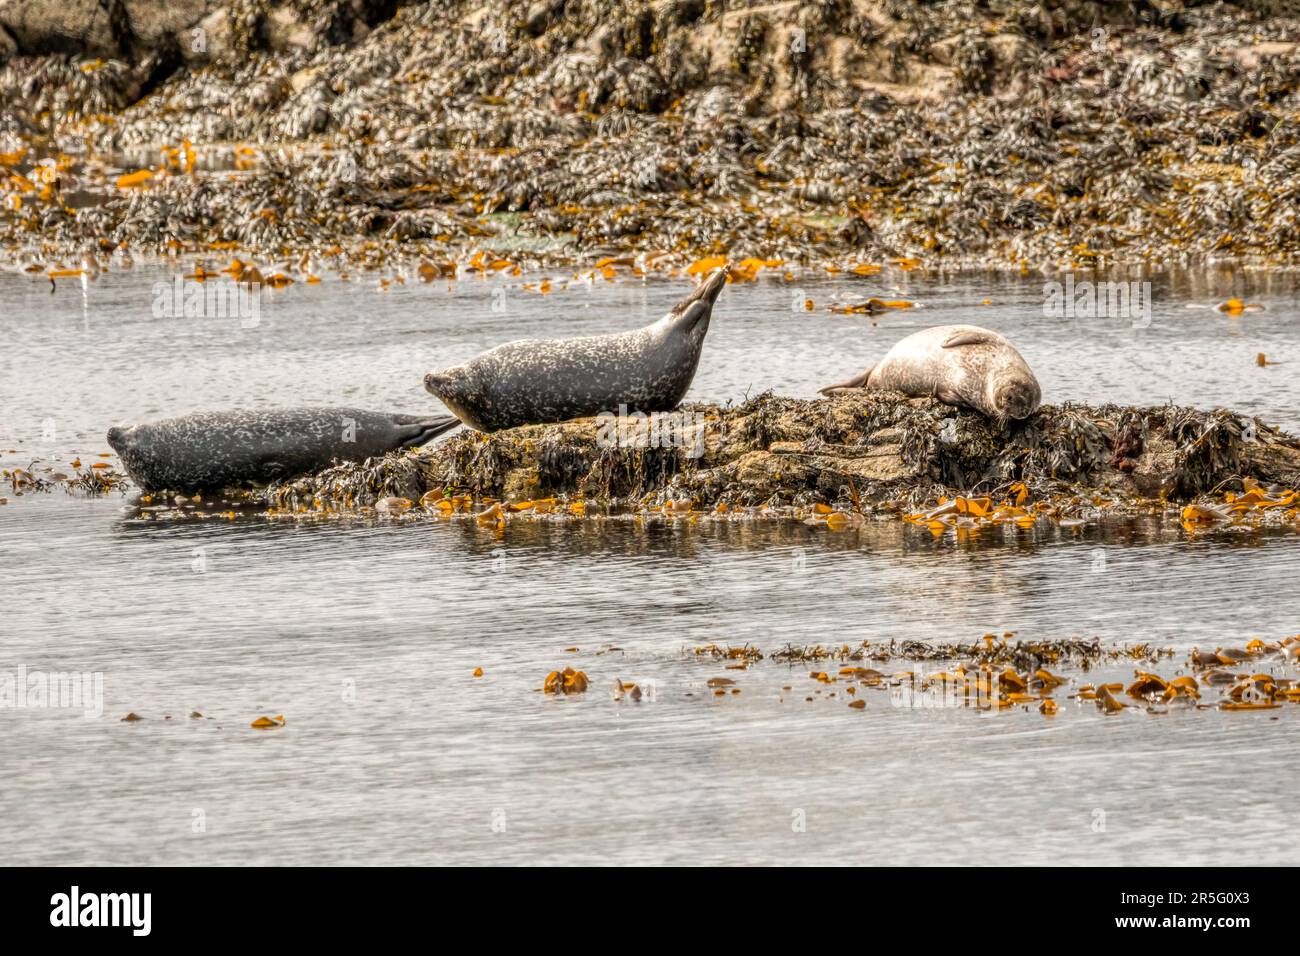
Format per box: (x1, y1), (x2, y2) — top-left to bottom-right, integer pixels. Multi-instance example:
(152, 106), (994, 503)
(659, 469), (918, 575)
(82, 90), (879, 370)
(3, 1), (1300, 268)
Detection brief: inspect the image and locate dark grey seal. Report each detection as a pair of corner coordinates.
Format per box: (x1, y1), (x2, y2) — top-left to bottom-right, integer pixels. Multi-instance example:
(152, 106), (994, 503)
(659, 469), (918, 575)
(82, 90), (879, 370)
(819, 324), (1041, 423)
(106, 407), (460, 492)
(422, 268), (728, 431)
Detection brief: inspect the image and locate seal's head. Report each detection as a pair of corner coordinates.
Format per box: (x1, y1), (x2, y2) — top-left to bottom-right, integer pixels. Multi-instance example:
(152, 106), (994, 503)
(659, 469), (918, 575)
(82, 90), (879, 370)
(667, 267), (728, 343)
(987, 375), (1041, 425)
(106, 424), (132, 454)
(106, 423), (150, 487)
(423, 364), (483, 429)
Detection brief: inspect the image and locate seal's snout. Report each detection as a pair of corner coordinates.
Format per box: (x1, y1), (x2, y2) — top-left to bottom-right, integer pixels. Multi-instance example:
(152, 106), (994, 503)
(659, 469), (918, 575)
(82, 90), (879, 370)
(674, 267), (728, 311)
(670, 267), (729, 332)
(423, 371), (448, 396)
(993, 380), (1040, 421)
(106, 425), (128, 450)
(425, 369), (472, 412)
(693, 266), (728, 309)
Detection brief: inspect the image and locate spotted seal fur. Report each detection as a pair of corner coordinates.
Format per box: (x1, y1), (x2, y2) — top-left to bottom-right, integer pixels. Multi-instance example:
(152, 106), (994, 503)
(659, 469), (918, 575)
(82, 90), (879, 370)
(422, 268), (727, 431)
(106, 407), (460, 491)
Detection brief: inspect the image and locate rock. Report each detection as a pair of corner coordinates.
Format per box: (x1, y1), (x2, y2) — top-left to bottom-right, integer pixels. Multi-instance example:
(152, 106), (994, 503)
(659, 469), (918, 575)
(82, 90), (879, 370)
(0, 0), (383, 60)
(1230, 41), (1299, 70)
(265, 5), (311, 51)
(0, 0), (121, 57)
(289, 65), (319, 94)
(265, 394), (1300, 513)
(5, 0), (1300, 272)
(1129, 436), (1176, 499)
(189, 7), (231, 60)
(927, 35), (958, 67)
(525, 0), (563, 37)
(125, 0), (217, 55)
(0, 0), (219, 58)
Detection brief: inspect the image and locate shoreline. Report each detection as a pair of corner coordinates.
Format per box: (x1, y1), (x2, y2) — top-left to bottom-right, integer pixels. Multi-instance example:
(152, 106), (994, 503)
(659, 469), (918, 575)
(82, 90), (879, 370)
(4, 2), (1300, 271)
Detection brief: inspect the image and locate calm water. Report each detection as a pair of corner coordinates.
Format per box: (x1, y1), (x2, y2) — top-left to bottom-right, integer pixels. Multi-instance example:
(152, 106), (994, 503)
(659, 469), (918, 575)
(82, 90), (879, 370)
(1, 264), (1298, 865)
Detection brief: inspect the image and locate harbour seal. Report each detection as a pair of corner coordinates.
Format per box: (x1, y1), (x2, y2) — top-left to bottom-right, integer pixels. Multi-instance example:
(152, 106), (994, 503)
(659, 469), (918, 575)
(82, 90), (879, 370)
(819, 324), (1041, 423)
(106, 407), (460, 492)
(422, 268), (728, 431)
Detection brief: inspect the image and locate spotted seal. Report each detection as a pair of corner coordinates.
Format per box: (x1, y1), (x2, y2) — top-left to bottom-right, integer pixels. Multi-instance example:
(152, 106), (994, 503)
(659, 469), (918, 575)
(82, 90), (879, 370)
(106, 407), (460, 492)
(422, 268), (728, 431)
(819, 324), (1041, 423)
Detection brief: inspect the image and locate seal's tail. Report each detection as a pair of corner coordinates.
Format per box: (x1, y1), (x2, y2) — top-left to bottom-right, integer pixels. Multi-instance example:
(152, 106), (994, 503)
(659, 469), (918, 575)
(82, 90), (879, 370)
(400, 415), (461, 448)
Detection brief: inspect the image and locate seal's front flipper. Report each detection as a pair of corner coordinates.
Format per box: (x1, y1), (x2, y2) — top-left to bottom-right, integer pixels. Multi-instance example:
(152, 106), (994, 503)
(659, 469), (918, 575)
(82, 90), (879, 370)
(942, 331), (995, 348)
(398, 415), (461, 448)
(934, 386), (964, 406)
(818, 366), (874, 397)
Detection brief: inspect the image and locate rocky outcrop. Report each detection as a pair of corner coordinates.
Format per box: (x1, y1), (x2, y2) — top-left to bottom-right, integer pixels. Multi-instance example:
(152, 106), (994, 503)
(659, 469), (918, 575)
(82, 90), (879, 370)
(0, 0), (389, 61)
(265, 393), (1300, 513)
(5, 2), (1300, 267)
(0, 0), (124, 58)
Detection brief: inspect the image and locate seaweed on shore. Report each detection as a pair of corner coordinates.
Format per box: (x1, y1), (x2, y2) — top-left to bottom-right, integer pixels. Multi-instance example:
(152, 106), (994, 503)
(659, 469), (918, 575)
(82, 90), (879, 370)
(1166, 405), (1254, 498)
(6, 2), (1300, 268)
(681, 632), (1300, 718)
(262, 393), (1300, 515)
(762, 636), (1172, 669)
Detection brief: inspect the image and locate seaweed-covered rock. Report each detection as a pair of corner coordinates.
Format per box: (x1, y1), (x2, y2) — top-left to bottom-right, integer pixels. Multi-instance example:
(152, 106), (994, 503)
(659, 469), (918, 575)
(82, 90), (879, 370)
(0, 0), (122, 57)
(5, 2), (1300, 266)
(0, 0), (386, 60)
(0, 0), (218, 58)
(266, 394), (1300, 512)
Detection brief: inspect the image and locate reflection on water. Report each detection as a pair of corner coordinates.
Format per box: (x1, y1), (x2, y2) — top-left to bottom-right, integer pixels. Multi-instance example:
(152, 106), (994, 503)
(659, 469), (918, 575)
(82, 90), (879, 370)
(1, 268), (1298, 864)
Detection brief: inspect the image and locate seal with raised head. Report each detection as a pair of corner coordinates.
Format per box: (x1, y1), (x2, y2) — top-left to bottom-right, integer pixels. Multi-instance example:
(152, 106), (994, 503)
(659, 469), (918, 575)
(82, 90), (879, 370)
(422, 268), (728, 431)
(819, 324), (1041, 423)
(106, 407), (460, 492)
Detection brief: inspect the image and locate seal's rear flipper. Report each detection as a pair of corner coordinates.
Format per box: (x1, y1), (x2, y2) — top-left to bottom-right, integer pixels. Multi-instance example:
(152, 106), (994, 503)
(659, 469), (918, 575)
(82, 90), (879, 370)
(399, 415), (461, 448)
(818, 367), (873, 397)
